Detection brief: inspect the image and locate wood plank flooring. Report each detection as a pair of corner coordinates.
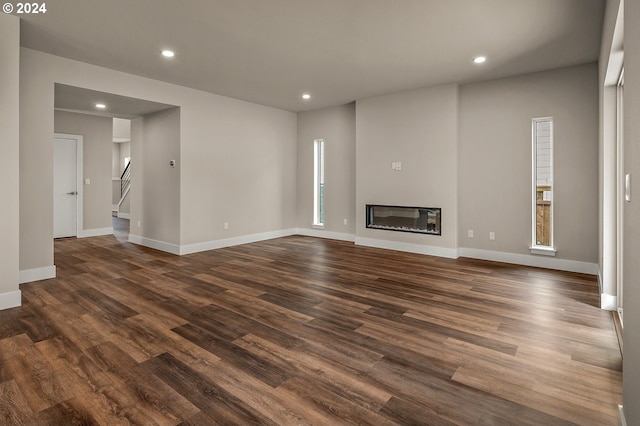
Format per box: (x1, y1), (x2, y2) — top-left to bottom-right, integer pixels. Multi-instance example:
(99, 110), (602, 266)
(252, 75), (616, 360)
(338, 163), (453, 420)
(0, 222), (622, 425)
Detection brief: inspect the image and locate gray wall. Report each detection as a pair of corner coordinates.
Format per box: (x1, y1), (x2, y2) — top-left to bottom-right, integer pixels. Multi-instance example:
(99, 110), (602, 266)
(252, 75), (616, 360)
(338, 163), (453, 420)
(130, 117), (144, 231)
(297, 103), (356, 236)
(458, 64), (599, 262)
(132, 107), (181, 246)
(0, 14), (20, 306)
(20, 51), (55, 271)
(623, 0), (640, 422)
(355, 84), (459, 253)
(178, 95), (297, 247)
(54, 110), (113, 232)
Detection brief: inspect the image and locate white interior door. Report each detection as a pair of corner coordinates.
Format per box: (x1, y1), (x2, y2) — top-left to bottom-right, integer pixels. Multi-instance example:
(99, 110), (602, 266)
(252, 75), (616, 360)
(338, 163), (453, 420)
(54, 136), (79, 238)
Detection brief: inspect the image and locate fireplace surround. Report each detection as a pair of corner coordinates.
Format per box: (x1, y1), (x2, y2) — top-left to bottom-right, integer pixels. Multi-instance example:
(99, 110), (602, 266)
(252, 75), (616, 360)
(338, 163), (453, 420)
(366, 205), (441, 235)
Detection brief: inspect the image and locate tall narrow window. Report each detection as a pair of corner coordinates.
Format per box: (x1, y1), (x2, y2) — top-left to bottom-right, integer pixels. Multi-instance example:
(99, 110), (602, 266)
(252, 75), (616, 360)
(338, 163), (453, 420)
(313, 139), (325, 227)
(616, 68), (624, 321)
(532, 118), (554, 253)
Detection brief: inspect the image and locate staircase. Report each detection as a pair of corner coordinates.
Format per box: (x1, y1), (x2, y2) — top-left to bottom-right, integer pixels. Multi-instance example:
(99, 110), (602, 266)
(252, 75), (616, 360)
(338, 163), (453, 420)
(113, 162), (131, 217)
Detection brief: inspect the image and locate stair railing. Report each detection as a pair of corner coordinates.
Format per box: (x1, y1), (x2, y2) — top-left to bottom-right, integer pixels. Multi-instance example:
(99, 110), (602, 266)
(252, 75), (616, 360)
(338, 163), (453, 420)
(120, 162), (131, 198)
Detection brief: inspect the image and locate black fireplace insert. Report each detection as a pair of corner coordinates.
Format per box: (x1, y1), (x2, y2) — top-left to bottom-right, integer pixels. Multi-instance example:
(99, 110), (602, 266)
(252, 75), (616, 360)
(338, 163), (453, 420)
(366, 205), (441, 235)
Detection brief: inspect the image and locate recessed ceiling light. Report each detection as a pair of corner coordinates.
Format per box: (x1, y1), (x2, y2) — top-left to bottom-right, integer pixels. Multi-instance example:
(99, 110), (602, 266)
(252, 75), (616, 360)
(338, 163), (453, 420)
(473, 56), (487, 64)
(161, 50), (175, 58)
(95, 103), (106, 109)
(302, 93), (311, 100)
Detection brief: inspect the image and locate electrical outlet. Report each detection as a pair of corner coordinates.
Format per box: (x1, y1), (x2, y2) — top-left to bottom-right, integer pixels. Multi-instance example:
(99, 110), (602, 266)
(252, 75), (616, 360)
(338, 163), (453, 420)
(137, 221), (141, 228)
(489, 232), (495, 240)
(468, 230), (473, 238)
(224, 222), (229, 230)
(344, 219), (348, 225)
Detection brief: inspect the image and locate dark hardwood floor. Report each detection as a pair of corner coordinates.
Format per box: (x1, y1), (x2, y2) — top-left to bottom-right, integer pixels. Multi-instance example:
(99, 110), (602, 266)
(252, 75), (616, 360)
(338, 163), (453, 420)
(0, 223), (622, 425)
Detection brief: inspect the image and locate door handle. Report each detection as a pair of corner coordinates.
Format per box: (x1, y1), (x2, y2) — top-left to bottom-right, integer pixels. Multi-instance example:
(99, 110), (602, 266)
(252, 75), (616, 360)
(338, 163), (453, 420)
(67, 191), (78, 195)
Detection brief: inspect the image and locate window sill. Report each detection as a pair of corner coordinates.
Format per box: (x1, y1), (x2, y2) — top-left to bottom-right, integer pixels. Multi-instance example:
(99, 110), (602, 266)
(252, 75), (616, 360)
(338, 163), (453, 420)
(529, 246), (557, 257)
(312, 224), (324, 230)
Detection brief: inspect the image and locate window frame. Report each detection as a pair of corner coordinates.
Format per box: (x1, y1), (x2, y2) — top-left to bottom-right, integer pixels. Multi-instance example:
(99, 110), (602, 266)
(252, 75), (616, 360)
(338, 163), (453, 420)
(530, 117), (557, 256)
(616, 68), (624, 321)
(313, 139), (325, 228)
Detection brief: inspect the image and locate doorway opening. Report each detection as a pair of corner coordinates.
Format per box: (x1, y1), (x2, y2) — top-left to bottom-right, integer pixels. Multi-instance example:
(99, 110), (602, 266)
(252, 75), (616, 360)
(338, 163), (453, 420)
(112, 117), (132, 241)
(53, 83), (177, 255)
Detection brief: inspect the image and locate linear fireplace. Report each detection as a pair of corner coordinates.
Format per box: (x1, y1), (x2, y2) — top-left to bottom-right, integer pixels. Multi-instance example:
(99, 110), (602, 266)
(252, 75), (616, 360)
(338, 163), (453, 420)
(366, 205), (441, 235)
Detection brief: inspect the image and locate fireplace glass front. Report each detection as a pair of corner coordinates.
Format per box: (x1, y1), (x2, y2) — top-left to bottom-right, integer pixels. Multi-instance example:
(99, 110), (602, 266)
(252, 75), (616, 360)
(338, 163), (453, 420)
(366, 205), (441, 235)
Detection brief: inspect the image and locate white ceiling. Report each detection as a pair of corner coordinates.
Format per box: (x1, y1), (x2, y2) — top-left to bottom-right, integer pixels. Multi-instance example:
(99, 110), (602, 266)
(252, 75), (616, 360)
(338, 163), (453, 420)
(18, 0), (605, 113)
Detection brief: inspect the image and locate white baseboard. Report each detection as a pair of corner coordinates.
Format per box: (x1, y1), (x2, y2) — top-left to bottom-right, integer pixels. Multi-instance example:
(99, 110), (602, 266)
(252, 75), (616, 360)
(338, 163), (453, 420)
(131, 228), (353, 256)
(294, 227), (355, 242)
(458, 247), (598, 275)
(0, 290), (21, 310)
(78, 227), (113, 238)
(125, 230), (597, 278)
(117, 213), (130, 219)
(355, 237), (459, 259)
(619, 405), (626, 426)
(180, 229), (297, 255)
(19, 265), (56, 284)
(128, 234), (181, 255)
(601, 293), (617, 311)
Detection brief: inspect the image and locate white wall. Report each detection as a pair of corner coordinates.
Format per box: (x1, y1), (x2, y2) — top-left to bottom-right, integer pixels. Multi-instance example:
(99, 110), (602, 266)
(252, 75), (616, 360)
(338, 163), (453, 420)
(458, 64), (599, 266)
(119, 190), (130, 215)
(112, 143), (121, 179)
(297, 103), (356, 239)
(355, 84), (458, 256)
(113, 117), (131, 142)
(119, 142), (130, 175)
(0, 14), (21, 308)
(20, 48), (297, 272)
(54, 110), (113, 233)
